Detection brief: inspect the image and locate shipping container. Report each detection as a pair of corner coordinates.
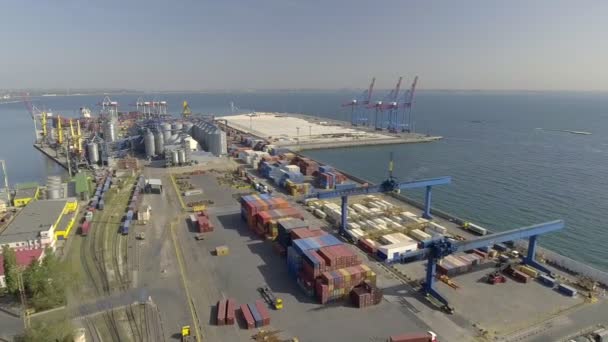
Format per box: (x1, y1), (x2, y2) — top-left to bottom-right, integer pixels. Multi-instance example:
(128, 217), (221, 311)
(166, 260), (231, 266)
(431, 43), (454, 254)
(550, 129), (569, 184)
(538, 274), (556, 287)
(517, 265), (539, 278)
(121, 220), (130, 235)
(389, 332), (436, 342)
(80, 221), (91, 236)
(239, 304), (255, 329)
(254, 300), (271, 326)
(225, 299), (236, 325)
(558, 283), (577, 297)
(247, 303), (263, 327)
(216, 300), (226, 326)
(494, 243), (508, 252)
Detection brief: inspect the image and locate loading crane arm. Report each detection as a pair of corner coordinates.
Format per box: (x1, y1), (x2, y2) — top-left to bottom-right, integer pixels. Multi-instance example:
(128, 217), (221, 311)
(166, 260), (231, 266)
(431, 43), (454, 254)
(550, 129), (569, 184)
(400, 220), (565, 312)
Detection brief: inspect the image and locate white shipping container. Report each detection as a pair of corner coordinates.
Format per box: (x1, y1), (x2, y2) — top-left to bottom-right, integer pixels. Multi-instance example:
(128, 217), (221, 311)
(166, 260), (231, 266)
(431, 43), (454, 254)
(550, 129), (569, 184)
(380, 234), (402, 245)
(347, 222), (360, 230)
(313, 209), (327, 219)
(380, 200), (394, 208)
(409, 229), (432, 241)
(391, 233), (415, 243)
(428, 222), (447, 235)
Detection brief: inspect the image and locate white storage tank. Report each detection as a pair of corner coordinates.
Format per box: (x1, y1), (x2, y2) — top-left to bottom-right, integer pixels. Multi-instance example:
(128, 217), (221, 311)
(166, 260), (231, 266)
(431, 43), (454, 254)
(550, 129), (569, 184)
(87, 142), (99, 164)
(144, 130), (155, 158)
(46, 175), (63, 199)
(178, 149), (186, 164)
(171, 149), (179, 165)
(154, 130), (164, 156)
(103, 120), (117, 142)
(161, 122), (172, 141)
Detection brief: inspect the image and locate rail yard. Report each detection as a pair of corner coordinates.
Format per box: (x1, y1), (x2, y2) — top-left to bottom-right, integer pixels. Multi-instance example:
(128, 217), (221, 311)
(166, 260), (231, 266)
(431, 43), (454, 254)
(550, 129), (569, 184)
(0, 93), (606, 342)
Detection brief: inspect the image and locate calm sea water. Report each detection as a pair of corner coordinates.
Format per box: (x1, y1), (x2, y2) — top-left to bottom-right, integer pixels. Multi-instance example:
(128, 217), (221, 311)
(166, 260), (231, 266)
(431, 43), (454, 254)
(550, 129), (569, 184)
(1, 91), (607, 271)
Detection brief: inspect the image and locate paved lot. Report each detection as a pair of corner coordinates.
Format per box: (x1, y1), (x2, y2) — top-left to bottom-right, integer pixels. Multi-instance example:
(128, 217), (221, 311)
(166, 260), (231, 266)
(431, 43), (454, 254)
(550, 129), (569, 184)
(125, 163), (604, 342)
(174, 173), (443, 342)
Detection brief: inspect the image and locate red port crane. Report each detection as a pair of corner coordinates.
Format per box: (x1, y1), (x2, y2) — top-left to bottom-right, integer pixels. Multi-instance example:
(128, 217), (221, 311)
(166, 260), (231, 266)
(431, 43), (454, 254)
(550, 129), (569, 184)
(342, 77), (375, 126)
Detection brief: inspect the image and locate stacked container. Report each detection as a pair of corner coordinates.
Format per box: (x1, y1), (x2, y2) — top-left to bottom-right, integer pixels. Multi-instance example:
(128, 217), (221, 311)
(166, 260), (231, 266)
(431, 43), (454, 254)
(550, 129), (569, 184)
(277, 218), (309, 248)
(350, 281), (383, 308)
(255, 207), (303, 238)
(315, 264), (377, 304)
(197, 211), (214, 233)
(240, 194), (290, 230)
(287, 235), (342, 277)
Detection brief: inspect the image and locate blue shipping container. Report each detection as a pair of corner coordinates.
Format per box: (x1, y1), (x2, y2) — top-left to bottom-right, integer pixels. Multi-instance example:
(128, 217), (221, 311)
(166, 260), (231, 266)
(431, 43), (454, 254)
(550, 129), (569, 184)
(247, 303), (263, 327)
(558, 284), (577, 297)
(494, 243), (508, 252)
(335, 182), (357, 191)
(98, 200), (105, 210)
(538, 274), (556, 287)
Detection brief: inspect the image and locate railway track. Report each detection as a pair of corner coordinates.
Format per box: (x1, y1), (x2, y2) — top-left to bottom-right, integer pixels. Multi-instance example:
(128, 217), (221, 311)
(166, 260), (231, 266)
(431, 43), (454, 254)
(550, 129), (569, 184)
(79, 175), (140, 341)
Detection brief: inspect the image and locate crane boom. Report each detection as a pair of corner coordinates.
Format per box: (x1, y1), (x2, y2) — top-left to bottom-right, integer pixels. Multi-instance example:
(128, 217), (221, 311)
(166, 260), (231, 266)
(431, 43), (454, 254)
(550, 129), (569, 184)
(364, 77), (376, 105)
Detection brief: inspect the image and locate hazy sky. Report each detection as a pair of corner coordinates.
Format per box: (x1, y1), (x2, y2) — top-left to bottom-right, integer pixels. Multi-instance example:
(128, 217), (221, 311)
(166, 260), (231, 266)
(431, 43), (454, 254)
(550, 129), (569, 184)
(1, 0), (607, 91)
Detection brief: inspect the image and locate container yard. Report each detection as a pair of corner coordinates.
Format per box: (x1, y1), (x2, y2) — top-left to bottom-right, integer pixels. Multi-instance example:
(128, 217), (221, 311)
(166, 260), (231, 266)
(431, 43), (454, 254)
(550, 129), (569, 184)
(0, 95), (604, 342)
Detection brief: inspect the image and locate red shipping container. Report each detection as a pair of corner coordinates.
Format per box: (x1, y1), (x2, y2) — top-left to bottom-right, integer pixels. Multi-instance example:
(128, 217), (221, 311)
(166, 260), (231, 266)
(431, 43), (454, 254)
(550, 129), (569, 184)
(80, 221), (91, 236)
(389, 333), (434, 342)
(225, 298), (236, 325)
(254, 300), (271, 326)
(473, 249), (488, 259)
(358, 239), (378, 254)
(239, 304), (255, 329)
(216, 300), (226, 326)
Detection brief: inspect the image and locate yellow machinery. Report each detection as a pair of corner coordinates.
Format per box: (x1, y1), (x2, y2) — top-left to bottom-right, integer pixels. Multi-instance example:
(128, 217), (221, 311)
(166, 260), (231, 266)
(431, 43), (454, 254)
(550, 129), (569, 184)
(437, 274), (459, 289)
(57, 115), (63, 145)
(77, 120), (83, 154)
(259, 286), (283, 310)
(182, 101), (192, 118)
(41, 111), (47, 139)
(181, 325), (193, 341)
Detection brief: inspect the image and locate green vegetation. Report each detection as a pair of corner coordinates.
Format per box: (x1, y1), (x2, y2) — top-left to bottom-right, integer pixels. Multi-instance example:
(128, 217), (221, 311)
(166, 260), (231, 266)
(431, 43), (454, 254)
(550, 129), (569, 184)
(16, 315), (74, 342)
(23, 249), (69, 311)
(2, 245), (20, 294)
(2, 246), (70, 311)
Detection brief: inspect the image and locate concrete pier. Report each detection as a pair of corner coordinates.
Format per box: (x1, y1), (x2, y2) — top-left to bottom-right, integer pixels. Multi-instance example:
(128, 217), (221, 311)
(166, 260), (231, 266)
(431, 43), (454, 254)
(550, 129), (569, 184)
(223, 112), (442, 151)
(33, 143), (69, 171)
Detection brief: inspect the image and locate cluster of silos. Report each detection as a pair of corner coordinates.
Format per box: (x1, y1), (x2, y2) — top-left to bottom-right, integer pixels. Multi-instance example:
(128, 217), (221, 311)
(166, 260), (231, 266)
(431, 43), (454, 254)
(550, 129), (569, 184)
(192, 121), (227, 157)
(87, 142), (100, 164)
(164, 144), (190, 167)
(46, 175), (64, 199)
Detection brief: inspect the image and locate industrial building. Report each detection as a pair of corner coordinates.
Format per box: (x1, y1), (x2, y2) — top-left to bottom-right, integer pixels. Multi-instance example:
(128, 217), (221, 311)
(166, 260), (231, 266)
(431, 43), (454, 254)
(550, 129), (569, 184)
(0, 198), (78, 250)
(12, 182), (40, 207)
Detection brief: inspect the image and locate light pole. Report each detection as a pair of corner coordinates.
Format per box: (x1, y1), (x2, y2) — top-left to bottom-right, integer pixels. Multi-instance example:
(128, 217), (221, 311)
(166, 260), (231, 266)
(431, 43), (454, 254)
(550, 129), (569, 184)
(309, 125), (312, 139)
(296, 127), (300, 146)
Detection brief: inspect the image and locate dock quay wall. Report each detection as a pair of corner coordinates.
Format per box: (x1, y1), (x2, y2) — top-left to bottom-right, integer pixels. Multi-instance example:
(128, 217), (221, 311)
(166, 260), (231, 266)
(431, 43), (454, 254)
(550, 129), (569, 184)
(285, 136), (441, 151)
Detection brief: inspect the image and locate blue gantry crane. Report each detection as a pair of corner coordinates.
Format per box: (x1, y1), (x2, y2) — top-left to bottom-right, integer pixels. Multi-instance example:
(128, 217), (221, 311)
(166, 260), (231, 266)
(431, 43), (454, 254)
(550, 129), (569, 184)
(400, 219), (565, 313)
(308, 154), (451, 235)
